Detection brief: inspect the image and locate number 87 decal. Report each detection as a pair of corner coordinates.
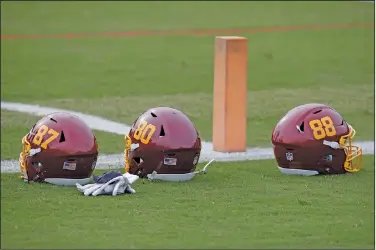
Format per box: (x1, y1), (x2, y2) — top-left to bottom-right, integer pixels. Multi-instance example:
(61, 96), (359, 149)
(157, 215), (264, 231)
(309, 116), (337, 140)
(32, 125), (60, 149)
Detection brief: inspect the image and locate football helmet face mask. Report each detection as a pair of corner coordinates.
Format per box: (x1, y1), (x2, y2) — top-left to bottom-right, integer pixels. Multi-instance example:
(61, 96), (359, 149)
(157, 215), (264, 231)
(271, 103), (362, 176)
(19, 112), (98, 185)
(124, 107), (202, 181)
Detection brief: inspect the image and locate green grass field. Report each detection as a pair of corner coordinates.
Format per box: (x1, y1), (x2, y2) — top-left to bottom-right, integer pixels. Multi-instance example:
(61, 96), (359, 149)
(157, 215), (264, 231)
(1, 1), (375, 249)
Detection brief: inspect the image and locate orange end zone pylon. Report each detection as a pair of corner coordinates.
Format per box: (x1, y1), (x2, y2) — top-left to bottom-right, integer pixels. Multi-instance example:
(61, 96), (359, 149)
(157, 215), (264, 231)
(212, 36), (248, 152)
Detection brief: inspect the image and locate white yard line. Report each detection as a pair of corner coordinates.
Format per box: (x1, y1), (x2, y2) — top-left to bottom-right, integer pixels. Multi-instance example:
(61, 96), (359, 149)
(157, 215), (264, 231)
(1, 101), (374, 173)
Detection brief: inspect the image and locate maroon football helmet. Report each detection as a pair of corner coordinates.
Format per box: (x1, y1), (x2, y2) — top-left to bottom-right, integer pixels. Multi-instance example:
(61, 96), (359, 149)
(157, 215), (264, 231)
(19, 112), (98, 185)
(124, 107), (202, 179)
(271, 103), (362, 175)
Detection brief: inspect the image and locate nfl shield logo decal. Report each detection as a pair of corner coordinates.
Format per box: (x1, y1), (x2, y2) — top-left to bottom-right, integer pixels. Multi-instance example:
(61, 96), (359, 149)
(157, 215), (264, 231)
(285, 152), (294, 161)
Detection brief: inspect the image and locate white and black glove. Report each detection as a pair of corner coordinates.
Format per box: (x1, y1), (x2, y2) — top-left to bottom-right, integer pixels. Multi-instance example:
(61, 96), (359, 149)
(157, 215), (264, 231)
(76, 170), (139, 196)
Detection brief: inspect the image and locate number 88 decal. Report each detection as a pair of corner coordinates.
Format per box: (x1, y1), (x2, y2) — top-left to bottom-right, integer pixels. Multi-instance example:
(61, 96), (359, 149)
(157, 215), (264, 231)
(308, 116), (337, 140)
(133, 120), (156, 144)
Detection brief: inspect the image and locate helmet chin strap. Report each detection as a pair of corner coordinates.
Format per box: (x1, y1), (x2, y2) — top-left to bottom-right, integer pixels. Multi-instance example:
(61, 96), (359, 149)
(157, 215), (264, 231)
(323, 140), (341, 149)
(147, 159), (215, 182)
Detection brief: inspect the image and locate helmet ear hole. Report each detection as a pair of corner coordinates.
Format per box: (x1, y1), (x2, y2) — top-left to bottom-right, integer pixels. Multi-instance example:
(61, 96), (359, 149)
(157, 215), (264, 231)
(133, 157), (143, 164)
(32, 162), (42, 167)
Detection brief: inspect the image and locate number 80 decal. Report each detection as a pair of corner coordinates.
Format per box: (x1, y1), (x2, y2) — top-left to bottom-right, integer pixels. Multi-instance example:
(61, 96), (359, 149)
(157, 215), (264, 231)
(133, 120), (156, 144)
(308, 116), (337, 140)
